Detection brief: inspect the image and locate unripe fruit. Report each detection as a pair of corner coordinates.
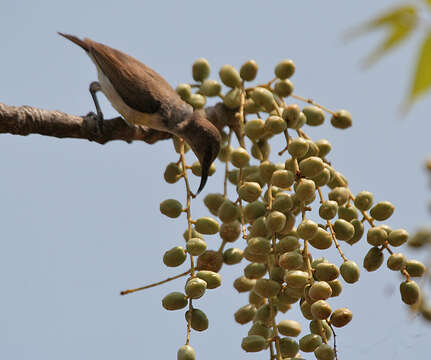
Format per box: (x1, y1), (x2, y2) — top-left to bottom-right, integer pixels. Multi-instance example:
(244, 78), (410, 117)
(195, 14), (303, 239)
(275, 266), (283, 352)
(218, 200), (240, 222)
(241, 335), (267, 352)
(283, 103), (300, 128)
(251, 141), (270, 161)
(270, 266), (285, 283)
(309, 228), (333, 250)
(288, 137), (309, 158)
(160, 199), (183, 218)
(265, 115), (287, 134)
(245, 119), (265, 140)
(275, 59), (295, 79)
(223, 87), (242, 109)
(279, 251), (304, 270)
(274, 79), (294, 97)
(203, 193), (225, 215)
(405, 259), (426, 277)
(314, 344), (335, 360)
(248, 237), (271, 255)
(195, 217), (220, 235)
(218, 144), (231, 162)
(309, 281), (332, 301)
(319, 201), (338, 220)
(303, 105), (325, 126)
(244, 262), (267, 279)
(235, 304), (257, 324)
(347, 219), (364, 245)
(244, 201), (266, 222)
(185, 277), (207, 299)
(354, 190), (373, 211)
(254, 303), (278, 323)
(238, 182), (262, 202)
(234, 276), (255, 292)
(162, 292), (188, 310)
(299, 156), (324, 178)
(249, 216), (268, 238)
(408, 228), (431, 247)
(196, 270), (221, 289)
(330, 307), (353, 327)
(219, 64), (241, 88)
(230, 147), (250, 168)
(388, 228), (409, 246)
(177, 345), (195, 360)
(271, 169), (294, 188)
(400, 280), (420, 305)
(277, 320), (302, 337)
(163, 246), (187, 267)
(328, 280), (343, 297)
(266, 211), (287, 233)
(223, 247), (243, 265)
(244, 98), (260, 113)
(185, 308), (209, 331)
(273, 192), (294, 213)
(188, 93), (206, 109)
(333, 219), (354, 241)
(240, 59), (258, 81)
(338, 206), (358, 221)
(300, 300), (314, 320)
(219, 220), (241, 242)
(279, 337), (300, 357)
(367, 226), (388, 246)
(254, 278), (281, 298)
(295, 179), (316, 202)
(293, 111), (307, 129)
(183, 228), (203, 241)
(328, 187), (350, 206)
(340, 260), (360, 283)
(192, 58), (210, 81)
(299, 334), (323, 352)
(250, 87), (275, 111)
(284, 270), (310, 288)
(314, 262), (339, 281)
(387, 253), (406, 271)
(248, 321), (272, 338)
(249, 290), (265, 307)
(191, 161), (216, 177)
(331, 109), (352, 129)
(311, 300), (332, 320)
(186, 238), (207, 256)
(310, 320), (332, 340)
(370, 201), (395, 221)
(363, 246), (384, 272)
(196, 250), (223, 272)
(297, 219), (318, 240)
(200, 79), (221, 96)
(313, 141), (331, 160)
(276, 235), (300, 253)
(176, 83), (192, 101)
(164, 162), (182, 183)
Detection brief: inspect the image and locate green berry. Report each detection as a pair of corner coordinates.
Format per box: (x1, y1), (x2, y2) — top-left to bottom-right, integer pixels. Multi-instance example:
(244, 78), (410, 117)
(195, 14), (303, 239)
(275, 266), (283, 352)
(400, 280), (420, 305)
(276, 235), (300, 253)
(299, 334), (323, 352)
(200, 79), (221, 96)
(340, 260), (360, 283)
(185, 277), (207, 299)
(265, 115), (287, 134)
(196, 250), (223, 272)
(333, 219), (354, 241)
(314, 262), (339, 281)
(330, 307), (352, 327)
(370, 201), (395, 221)
(274, 79), (294, 97)
(277, 320), (301, 337)
(303, 106), (325, 126)
(363, 246), (384, 272)
(271, 169), (295, 188)
(309, 281), (332, 301)
(279, 337), (300, 357)
(284, 270), (309, 288)
(188, 93), (206, 109)
(314, 344), (335, 360)
(328, 187), (350, 206)
(311, 300), (332, 320)
(328, 280), (343, 297)
(319, 200), (338, 220)
(203, 193), (225, 216)
(241, 335), (267, 352)
(275, 59), (295, 79)
(230, 147), (250, 168)
(288, 137), (309, 158)
(354, 191), (373, 211)
(218, 200), (240, 222)
(244, 262), (267, 279)
(164, 162), (182, 183)
(387, 253), (406, 271)
(254, 278), (281, 298)
(192, 58), (210, 81)
(247, 237), (271, 255)
(309, 228), (333, 250)
(347, 219), (364, 245)
(310, 320), (332, 340)
(186, 238), (207, 256)
(283, 104), (300, 128)
(162, 292), (188, 310)
(176, 83), (192, 101)
(245, 118), (265, 140)
(405, 259), (426, 277)
(240, 60), (258, 81)
(233, 276), (255, 292)
(299, 156), (324, 178)
(266, 211), (287, 233)
(250, 87), (275, 111)
(388, 229), (409, 247)
(279, 251), (304, 270)
(238, 181), (262, 202)
(367, 226), (388, 246)
(315, 139), (332, 157)
(235, 304), (257, 324)
(338, 206), (358, 221)
(244, 201), (266, 222)
(297, 219), (318, 240)
(177, 345), (195, 360)
(185, 308), (209, 332)
(273, 192), (294, 213)
(196, 270), (221, 289)
(159, 199), (183, 218)
(163, 246), (187, 267)
(248, 320), (272, 338)
(195, 217), (220, 235)
(223, 247), (243, 265)
(295, 179), (316, 202)
(223, 87), (242, 109)
(331, 109), (352, 129)
(219, 220), (241, 242)
(219, 64), (241, 88)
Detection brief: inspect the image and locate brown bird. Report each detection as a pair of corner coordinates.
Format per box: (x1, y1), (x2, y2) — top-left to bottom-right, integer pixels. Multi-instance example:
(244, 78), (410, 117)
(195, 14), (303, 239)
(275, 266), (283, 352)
(58, 32), (220, 194)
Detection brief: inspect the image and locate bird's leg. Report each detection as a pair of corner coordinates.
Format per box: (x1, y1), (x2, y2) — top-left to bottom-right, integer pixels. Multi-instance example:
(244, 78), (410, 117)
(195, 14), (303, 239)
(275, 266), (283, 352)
(89, 81), (104, 135)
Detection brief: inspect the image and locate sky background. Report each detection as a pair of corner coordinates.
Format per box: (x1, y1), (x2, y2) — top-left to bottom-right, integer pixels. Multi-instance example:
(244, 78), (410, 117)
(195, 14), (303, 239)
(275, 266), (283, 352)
(1, 1), (431, 359)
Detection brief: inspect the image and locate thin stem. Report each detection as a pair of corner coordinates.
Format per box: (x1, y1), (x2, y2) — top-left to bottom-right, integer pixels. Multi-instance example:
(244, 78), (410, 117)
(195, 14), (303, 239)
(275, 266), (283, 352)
(120, 269), (191, 295)
(290, 93), (337, 116)
(326, 320), (339, 360)
(224, 129), (232, 197)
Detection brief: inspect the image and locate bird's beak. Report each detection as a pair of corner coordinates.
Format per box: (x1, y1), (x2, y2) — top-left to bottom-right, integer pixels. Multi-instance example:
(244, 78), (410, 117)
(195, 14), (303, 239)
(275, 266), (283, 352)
(176, 111), (221, 194)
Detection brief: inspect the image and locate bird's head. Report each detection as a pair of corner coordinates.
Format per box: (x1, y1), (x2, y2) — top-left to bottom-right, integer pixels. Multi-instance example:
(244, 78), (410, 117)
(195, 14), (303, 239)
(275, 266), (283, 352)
(175, 110), (221, 195)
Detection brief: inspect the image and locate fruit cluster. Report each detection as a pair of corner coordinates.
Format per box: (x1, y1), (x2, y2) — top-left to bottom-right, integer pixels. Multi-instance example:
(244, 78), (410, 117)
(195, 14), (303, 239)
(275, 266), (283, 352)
(132, 58), (428, 360)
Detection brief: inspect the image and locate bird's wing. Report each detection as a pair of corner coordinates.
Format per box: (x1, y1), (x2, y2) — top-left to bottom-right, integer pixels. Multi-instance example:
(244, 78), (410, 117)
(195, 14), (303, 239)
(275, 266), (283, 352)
(59, 33), (184, 114)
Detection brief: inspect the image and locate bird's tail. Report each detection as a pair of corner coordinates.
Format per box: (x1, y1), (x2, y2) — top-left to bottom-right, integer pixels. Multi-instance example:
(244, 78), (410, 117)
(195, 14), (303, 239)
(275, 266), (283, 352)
(58, 32), (90, 52)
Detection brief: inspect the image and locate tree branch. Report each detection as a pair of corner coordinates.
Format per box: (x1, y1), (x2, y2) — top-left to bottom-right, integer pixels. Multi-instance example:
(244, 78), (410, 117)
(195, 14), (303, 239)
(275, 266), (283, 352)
(0, 102), (239, 145)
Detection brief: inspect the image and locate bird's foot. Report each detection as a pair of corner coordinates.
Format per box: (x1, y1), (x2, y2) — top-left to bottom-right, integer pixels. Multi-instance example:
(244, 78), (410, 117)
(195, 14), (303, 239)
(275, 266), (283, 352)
(84, 111), (104, 140)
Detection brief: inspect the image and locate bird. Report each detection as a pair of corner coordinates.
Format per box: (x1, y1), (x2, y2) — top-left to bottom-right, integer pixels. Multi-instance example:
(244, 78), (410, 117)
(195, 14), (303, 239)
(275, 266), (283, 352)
(58, 32), (221, 194)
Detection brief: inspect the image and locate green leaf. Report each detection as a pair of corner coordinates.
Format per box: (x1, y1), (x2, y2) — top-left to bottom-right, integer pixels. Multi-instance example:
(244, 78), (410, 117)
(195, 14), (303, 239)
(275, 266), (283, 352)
(345, 5), (418, 67)
(408, 30), (431, 105)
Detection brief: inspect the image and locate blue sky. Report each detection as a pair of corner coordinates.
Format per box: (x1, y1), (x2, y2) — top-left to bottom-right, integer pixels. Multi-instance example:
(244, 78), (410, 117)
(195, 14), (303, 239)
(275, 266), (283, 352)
(1, 1), (430, 359)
